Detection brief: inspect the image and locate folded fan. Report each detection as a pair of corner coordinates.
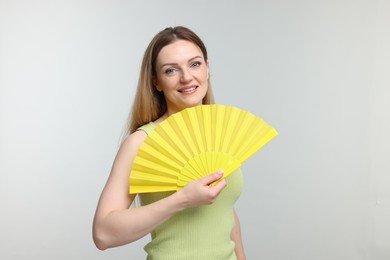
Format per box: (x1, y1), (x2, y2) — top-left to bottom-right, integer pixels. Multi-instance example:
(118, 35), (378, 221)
(129, 104), (278, 194)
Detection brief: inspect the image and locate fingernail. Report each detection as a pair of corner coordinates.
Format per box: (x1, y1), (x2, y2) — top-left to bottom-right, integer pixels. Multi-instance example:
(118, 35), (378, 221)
(217, 170), (224, 175)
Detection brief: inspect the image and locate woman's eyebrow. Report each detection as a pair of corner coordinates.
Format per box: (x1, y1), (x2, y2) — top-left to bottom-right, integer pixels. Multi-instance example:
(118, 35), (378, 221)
(188, 55), (203, 62)
(160, 55), (203, 68)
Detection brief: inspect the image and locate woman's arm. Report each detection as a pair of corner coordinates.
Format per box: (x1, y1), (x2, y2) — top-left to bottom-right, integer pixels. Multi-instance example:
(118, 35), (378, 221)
(231, 209), (246, 260)
(92, 131), (227, 250)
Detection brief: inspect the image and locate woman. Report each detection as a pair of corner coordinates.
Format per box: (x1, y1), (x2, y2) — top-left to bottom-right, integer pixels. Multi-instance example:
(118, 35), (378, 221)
(93, 26), (246, 260)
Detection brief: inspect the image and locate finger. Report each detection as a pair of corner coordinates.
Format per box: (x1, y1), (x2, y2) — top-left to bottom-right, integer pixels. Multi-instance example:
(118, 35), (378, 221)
(200, 170), (224, 185)
(211, 178), (227, 193)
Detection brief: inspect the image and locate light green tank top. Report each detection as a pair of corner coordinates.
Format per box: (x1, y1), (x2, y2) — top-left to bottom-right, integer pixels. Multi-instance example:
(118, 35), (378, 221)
(137, 122), (243, 260)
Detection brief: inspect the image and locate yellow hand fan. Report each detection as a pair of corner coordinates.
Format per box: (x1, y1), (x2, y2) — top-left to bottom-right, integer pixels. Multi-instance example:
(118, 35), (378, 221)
(129, 104), (278, 194)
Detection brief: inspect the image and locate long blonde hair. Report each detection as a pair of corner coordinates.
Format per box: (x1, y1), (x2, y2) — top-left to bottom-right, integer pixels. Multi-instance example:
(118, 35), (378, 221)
(124, 26), (214, 138)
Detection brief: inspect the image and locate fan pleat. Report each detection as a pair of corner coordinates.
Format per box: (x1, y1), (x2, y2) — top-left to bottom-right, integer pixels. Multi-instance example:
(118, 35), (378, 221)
(202, 106), (212, 152)
(147, 129), (187, 165)
(135, 145), (182, 171)
(131, 170), (177, 183)
(237, 118), (266, 157)
(157, 124), (189, 160)
(129, 104), (278, 194)
(240, 127), (278, 162)
(130, 181), (177, 193)
(227, 111), (250, 155)
(175, 126), (193, 159)
(221, 106), (237, 153)
(181, 115), (202, 157)
(213, 105), (223, 151)
(132, 157), (179, 178)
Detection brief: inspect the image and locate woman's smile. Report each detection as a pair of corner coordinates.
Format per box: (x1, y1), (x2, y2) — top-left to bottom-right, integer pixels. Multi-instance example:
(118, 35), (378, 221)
(178, 85), (198, 94)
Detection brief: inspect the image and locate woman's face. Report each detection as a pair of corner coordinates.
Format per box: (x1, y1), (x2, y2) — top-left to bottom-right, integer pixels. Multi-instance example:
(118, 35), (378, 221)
(154, 40), (209, 115)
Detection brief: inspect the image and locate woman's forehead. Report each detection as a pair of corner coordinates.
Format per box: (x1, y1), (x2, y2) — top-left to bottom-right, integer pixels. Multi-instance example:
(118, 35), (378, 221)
(157, 40), (204, 65)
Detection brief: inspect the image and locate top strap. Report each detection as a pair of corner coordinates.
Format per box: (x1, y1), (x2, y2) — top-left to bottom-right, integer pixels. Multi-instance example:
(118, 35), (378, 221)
(136, 122), (156, 135)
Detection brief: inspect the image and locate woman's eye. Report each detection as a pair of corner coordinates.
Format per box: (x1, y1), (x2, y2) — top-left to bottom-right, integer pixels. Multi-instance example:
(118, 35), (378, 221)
(164, 68), (177, 74)
(191, 61), (201, 68)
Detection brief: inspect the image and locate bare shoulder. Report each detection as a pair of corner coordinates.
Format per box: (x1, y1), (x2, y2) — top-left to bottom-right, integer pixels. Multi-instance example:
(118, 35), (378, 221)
(121, 130), (148, 153)
(107, 130), (148, 185)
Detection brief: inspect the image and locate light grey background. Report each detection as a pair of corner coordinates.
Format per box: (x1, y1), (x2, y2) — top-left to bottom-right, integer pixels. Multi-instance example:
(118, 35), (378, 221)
(1, 0), (389, 259)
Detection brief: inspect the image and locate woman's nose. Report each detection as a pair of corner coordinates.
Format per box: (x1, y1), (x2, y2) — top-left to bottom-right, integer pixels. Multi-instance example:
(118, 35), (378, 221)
(180, 68), (193, 82)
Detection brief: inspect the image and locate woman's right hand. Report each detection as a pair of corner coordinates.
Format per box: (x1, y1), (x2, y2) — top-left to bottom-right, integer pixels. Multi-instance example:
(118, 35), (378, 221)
(178, 170), (227, 208)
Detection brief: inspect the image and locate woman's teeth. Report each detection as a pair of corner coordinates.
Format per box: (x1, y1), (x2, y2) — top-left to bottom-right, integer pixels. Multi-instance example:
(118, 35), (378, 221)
(179, 86), (197, 93)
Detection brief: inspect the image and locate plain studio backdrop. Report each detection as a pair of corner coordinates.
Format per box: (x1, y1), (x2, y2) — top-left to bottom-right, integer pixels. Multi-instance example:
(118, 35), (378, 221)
(0, 0), (389, 259)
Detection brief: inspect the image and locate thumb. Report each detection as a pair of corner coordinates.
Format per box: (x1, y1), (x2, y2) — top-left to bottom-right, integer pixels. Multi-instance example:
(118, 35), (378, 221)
(200, 170), (224, 185)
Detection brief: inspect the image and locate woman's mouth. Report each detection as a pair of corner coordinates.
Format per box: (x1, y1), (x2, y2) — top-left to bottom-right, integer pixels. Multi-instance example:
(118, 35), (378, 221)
(178, 86), (198, 94)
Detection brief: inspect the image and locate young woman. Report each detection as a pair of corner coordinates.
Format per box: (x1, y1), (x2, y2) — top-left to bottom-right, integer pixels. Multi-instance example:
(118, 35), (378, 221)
(93, 26), (246, 260)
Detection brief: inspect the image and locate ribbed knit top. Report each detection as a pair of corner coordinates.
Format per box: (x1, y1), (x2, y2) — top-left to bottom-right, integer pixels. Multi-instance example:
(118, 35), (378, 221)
(137, 122), (243, 260)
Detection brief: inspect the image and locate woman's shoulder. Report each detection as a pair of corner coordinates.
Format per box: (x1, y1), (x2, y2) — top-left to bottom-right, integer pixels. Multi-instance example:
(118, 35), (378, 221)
(121, 128), (149, 154)
(121, 120), (160, 151)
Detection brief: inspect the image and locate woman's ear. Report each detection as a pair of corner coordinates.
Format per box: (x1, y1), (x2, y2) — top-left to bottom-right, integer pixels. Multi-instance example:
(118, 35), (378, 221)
(153, 77), (162, 92)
